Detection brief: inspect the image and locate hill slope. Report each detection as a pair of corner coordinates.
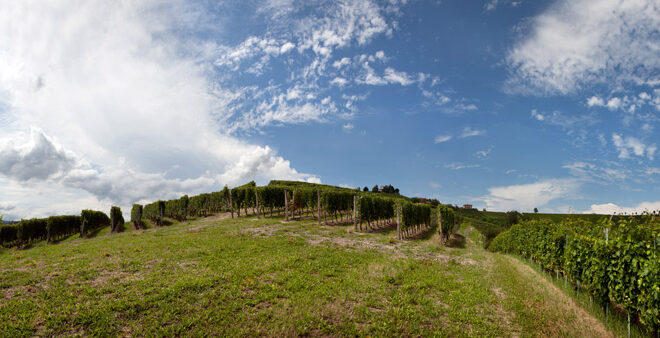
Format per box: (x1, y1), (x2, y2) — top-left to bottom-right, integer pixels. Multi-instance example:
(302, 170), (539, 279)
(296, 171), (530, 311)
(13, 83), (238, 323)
(0, 214), (612, 336)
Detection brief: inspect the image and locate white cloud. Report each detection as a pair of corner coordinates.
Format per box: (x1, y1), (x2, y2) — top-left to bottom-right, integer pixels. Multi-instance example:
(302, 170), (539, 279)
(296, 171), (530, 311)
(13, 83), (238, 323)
(587, 96), (604, 107)
(383, 67), (415, 86)
(506, 0), (660, 95)
(456, 103), (478, 111)
(459, 127), (486, 138)
(434, 135), (452, 143)
(429, 181), (440, 189)
(476, 148), (492, 158)
(330, 77), (348, 87)
(332, 57), (352, 69)
(612, 134), (656, 160)
(584, 201), (660, 215)
(0, 1), (320, 218)
(422, 90), (451, 106)
(530, 109), (599, 130)
(342, 123), (354, 132)
(482, 179), (579, 211)
(563, 161), (630, 182)
(444, 163), (479, 170)
(605, 97), (622, 110)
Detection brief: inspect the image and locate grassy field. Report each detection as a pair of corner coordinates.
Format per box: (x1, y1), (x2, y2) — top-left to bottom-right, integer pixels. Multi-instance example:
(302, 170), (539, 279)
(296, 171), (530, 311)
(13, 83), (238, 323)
(0, 214), (615, 337)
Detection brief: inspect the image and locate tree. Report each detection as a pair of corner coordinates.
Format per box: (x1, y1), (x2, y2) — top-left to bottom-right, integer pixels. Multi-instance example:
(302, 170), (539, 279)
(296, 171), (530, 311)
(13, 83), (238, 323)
(363, 187), (369, 192)
(0, 215), (2, 223)
(534, 207), (539, 213)
(394, 188), (399, 194)
(371, 185), (379, 193)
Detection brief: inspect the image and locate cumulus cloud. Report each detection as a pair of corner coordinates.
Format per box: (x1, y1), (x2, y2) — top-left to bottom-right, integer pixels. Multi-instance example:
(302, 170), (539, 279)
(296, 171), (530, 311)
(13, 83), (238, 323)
(0, 1), (320, 217)
(482, 179), (579, 211)
(584, 201), (660, 215)
(0, 130), (76, 181)
(612, 134), (656, 160)
(506, 0), (660, 95)
(383, 67), (415, 86)
(587, 96), (605, 107)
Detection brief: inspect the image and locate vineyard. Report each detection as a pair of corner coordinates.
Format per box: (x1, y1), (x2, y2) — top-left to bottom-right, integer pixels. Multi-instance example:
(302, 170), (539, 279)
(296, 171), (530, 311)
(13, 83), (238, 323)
(0, 180), (455, 249)
(1, 180), (658, 336)
(489, 216), (660, 335)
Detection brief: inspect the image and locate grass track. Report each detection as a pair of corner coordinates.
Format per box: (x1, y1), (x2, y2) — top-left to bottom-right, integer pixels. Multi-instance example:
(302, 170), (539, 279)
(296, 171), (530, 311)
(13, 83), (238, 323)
(0, 215), (616, 337)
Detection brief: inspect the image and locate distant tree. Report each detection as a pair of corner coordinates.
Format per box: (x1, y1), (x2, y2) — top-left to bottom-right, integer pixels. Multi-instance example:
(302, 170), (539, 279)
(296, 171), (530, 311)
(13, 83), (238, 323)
(363, 187), (369, 192)
(0, 215), (2, 223)
(534, 207), (539, 213)
(394, 188), (399, 194)
(506, 210), (522, 226)
(482, 208), (486, 211)
(372, 185), (379, 193)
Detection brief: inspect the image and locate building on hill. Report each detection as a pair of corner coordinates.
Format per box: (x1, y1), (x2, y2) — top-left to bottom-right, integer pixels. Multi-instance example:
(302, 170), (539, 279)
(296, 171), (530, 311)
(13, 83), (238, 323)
(462, 204), (473, 209)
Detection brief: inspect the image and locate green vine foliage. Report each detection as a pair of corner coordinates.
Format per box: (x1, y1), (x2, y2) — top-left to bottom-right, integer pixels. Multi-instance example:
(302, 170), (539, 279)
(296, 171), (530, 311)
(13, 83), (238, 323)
(0, 224), (18, 247)
(438, 205), (456, 237)
(110, 206), (124, 233)
(46, 215), (81, 242)
(400, 202), (431, 230)
(358, 196), (395, 224)
(17, 218), (47, 245)
(131, 204), (143, 229)
(80, 210), (110, 238)
(489, 217), (659, 332)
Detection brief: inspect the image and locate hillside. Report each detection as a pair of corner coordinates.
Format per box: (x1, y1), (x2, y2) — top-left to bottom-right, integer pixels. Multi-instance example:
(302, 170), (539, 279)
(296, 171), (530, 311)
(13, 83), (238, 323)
(0, 213), (614, 336)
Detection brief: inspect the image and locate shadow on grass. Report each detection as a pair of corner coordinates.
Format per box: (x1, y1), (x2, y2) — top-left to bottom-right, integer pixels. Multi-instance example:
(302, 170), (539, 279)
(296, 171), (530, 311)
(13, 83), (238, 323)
(446, 234), (466, 248)
(86, 225), (110, 238)
(48, 234), (77, 244)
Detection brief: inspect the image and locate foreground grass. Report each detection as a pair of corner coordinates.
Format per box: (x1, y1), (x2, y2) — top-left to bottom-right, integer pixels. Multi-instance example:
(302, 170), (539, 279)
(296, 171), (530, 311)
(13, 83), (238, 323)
(0, 216), (612, 337)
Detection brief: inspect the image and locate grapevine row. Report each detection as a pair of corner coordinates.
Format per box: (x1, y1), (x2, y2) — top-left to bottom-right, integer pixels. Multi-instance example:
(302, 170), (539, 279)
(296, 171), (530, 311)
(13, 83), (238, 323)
(489, 217), (659, 333)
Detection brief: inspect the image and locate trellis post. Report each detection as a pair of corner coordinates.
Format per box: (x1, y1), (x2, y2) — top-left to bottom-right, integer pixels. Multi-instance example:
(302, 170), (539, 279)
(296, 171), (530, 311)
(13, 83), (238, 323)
(353, 195), (357, 230)
(317, 190), (321, 226)
(284, 190), (289, 221)
(229, 189), (234, 218)
(396, 204), (401, 240)
(255, 189), (260, 219)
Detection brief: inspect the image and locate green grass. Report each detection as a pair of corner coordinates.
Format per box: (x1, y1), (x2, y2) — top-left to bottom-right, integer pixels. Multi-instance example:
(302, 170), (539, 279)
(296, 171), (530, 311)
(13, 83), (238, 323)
(0, 216), (617, 337)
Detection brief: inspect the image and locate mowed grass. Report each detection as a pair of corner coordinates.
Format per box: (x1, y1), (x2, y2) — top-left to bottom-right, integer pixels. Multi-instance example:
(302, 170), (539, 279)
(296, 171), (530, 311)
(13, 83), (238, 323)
(0, 216), (610, 337)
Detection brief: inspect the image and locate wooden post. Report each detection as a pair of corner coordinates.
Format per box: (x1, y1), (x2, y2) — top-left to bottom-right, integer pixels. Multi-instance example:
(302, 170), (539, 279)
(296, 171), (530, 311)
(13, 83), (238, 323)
(438, 208), (443, 245)
(396, 204), (401, 239)
(255, 189), (260, 219)
(353, 195), (357, 231)
(229, 190), (234, 218)
(284, 190), (289, 221)
(292, 191), (296, 221)
(317, 190), (321, 226)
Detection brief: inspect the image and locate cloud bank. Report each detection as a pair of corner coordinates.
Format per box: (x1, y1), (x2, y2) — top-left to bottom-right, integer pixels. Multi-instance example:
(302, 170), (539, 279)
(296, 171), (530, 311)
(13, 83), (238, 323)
(0, 1), (320, 219)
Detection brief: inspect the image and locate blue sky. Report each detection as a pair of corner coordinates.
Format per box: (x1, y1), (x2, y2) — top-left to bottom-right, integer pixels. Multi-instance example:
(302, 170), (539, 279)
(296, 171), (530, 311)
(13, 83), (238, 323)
(0, 0), (659, 220)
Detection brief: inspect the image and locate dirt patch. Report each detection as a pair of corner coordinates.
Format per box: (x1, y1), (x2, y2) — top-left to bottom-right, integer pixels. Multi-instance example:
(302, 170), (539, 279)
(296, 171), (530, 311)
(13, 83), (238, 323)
(504, 255), (613, 338)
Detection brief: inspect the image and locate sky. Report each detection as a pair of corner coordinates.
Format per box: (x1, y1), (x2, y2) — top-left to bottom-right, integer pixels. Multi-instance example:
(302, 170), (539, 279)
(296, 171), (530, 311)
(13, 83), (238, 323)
(0, 0), (659, 220)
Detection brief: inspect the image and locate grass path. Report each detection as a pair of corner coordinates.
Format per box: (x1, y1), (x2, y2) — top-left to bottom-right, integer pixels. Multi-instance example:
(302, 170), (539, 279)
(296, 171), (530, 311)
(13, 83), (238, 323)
(0, 215), (615, 337)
